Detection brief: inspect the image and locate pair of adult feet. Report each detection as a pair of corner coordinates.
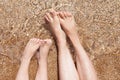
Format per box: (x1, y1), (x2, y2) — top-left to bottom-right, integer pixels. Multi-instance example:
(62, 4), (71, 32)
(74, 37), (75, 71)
(45, 9), (77, 44)
(22, 9), (77, 62)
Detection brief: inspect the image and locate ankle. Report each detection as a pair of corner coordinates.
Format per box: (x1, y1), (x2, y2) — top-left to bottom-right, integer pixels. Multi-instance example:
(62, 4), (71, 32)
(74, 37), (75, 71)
(57, 39), (67, 46)
(56, 33), (66, 43)
(68, 30), (78, 37)
(21, 56), (31, 63)
(38, 58), (47, 64)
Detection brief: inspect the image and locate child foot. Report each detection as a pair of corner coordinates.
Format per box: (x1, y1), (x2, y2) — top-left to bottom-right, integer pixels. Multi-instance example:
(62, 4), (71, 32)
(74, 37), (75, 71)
(58, 11), (77, 36)
(36, 39), (52, 61)
(22, 38), (41, 60)
(44, 9), (66, 44)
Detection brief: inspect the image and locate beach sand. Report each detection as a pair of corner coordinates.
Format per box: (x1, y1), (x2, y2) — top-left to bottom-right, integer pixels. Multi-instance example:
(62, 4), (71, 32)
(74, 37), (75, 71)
(0, 0), (120, 80)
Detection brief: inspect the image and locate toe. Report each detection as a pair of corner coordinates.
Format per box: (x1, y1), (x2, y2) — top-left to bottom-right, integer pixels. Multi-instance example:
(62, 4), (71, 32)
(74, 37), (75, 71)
(44, 15), (49, 23)
(62, 12), (66, 19)
(30, 38), (35, 42)
(37, 39), (40, 43)
(38, 40), (42, 45)
(44, 39), (52, 45)
(29, 38), (33, 42)
(41, 40), (45, 45)
(45, 13), (52, 21)
(66, 12), (71, 17)
(39, 39), (43, 42)
(34, 38), (38, 43)
(39, 39), (43, 45)
(59, 12), (65, 19)
(49, 9), (57, 17)
(67, 12), (72, 17)
(63, 12), (67, 18)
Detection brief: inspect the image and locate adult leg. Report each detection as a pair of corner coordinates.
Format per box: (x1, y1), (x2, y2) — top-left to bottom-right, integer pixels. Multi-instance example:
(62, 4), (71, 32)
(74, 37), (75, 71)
(35, 39), (52, 80)
(16, 38), (41, 80)
(59, 12), (97, 80)
(44, 9), (79, 80)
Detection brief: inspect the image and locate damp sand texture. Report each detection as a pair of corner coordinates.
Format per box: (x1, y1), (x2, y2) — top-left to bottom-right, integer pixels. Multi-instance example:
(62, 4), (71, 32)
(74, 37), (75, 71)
(0, 0), (120, 80)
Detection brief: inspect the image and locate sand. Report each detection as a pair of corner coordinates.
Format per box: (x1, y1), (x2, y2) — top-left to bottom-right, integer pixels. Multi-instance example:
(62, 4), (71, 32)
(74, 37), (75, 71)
(0, 0), (120, 80)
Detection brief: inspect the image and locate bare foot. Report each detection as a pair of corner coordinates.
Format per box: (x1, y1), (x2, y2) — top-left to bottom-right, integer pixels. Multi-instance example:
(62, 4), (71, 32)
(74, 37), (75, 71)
(44, 9), (66, 44)
(58, 11), (82, 53)
(22, 38), (41, 60)
(58, 11), (77, 36)
(36, 39), (52, 61)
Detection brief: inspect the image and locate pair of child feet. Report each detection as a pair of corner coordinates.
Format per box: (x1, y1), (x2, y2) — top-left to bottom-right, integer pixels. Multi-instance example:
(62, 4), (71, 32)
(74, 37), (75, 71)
(22, 9), (77, 62)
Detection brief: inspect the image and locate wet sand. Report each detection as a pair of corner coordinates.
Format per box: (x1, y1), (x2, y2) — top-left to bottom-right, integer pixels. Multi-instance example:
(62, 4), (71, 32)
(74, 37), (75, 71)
(0, 0), (120, 80)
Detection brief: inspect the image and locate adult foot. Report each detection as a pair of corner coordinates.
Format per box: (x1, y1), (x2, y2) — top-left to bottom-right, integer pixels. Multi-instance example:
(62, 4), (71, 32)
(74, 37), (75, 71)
(36, 39), (52, 61)
(58, 11), (77, 36)
(44, 9), (66, 44)
(22, 38), (41, 60)
(58, 11), (82, 53)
